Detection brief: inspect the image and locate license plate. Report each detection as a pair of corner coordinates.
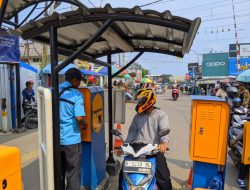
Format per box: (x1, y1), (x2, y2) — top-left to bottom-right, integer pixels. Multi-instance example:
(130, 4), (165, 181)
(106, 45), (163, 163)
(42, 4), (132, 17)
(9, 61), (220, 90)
(123, 161), (152, 174)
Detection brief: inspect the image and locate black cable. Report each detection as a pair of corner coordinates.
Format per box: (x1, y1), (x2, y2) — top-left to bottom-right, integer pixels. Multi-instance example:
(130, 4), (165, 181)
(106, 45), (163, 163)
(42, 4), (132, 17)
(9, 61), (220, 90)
(174, 0), (250, 14)
(202, 13), (250, 22)
(139, 0), (173, 8)
(87, 0), (96, 7)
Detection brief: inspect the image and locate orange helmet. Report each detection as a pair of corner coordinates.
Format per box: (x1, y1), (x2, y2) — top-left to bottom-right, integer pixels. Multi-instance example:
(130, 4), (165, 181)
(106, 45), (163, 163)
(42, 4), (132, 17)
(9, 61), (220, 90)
(135, 89), (156, 113)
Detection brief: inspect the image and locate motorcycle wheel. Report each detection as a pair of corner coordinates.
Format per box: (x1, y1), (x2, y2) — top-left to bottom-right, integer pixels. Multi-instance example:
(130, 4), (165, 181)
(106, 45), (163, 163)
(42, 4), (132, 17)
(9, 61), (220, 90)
(173, 95), (177, 101)
(25, 113), (38, 129)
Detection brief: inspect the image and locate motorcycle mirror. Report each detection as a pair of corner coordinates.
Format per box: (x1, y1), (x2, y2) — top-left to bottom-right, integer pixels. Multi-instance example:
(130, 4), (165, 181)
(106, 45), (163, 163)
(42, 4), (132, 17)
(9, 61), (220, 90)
(111, 129), (122, 137)
(159, 129), (170, 137)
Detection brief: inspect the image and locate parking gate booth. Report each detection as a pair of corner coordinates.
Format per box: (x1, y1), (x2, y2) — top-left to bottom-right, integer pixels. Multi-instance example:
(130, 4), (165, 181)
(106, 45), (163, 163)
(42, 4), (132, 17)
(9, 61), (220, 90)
(189, 96), (230, 189)
(78, 87), (107, 189)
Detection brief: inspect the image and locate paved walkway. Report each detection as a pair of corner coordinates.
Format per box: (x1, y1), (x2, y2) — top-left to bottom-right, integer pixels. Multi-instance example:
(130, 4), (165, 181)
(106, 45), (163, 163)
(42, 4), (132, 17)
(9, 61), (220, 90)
(0, 92), (245, 190)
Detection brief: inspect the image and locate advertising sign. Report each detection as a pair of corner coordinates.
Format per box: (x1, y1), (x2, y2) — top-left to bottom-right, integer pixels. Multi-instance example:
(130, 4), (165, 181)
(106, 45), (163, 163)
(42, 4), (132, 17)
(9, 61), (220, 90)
(240, 44), (250, 57)
(188, 63), (199, 78)
(229, 43), (250, 58)
(0, 31), (20, 63)
(202, 53), (229, 77)
(228, 58), (250, 75)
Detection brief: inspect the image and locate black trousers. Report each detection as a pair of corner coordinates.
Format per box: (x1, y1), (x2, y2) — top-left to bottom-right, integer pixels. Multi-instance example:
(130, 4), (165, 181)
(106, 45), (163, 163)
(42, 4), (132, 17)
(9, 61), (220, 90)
(238, 163), (249, 180)
(119, 153), (172, 190)
(61, 143), (82, 190)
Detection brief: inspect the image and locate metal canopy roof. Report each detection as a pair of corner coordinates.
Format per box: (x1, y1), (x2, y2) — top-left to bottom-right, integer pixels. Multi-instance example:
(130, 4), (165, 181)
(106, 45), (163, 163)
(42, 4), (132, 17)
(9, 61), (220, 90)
(4, 0), (85, 20)
(14, 4), (201, 58)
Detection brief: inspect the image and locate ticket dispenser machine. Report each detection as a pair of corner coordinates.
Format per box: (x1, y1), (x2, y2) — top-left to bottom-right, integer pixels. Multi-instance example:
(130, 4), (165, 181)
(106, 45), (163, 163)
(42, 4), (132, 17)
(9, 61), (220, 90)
(78, 87), (106, 189)
(190, 96), (230, 189)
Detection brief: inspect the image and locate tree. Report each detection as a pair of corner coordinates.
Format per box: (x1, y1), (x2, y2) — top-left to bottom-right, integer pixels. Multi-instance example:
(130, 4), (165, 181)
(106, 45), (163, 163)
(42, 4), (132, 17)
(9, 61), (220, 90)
(142, 69), (147, 78)
(161, 74), (172, 83)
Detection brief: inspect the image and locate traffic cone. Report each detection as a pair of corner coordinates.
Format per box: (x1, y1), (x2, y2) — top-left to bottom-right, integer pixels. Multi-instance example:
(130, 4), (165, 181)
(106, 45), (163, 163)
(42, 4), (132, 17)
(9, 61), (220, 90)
(185, 166), (193, 189)
(114, 123), (123, 150)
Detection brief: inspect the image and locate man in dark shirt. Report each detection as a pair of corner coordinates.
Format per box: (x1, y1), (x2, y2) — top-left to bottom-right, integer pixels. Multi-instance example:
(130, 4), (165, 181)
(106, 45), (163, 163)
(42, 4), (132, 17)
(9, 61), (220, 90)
(22, 80), (35, 113)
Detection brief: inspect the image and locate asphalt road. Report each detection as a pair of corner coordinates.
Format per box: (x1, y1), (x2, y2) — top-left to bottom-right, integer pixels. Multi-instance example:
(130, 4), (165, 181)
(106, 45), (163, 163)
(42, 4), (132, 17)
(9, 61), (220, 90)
(1, 91), (241, 190)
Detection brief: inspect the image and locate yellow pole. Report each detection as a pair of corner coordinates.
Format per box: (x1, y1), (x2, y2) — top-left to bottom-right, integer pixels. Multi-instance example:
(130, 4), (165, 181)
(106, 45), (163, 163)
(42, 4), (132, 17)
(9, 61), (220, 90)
(1, 98), (8, 132)
(0, 0), (3, 8)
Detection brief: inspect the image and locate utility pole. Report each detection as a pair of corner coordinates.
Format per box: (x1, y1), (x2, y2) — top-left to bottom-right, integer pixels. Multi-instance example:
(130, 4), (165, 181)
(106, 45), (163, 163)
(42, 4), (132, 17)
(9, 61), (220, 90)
(231, 0), (240, 71)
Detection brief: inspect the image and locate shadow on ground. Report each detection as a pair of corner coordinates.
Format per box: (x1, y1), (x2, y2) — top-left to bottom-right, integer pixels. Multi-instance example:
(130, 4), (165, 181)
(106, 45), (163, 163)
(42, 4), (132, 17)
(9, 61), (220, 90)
(22, 159), (40, 190)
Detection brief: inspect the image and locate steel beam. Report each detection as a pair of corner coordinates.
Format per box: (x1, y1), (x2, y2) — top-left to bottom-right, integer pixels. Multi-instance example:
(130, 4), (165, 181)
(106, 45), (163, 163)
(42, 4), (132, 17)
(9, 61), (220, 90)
(95, 48), (184, 58)
(112, 52), (144, 78)
(21, 13), (190, 40)
(107, 54), (115, 163)
(6, 0), (85, 20)
(18, 3), (38, 27)
(32, 1), (54, 21)
(58, 47), (111, 68)
(55, 18), (113, 73)
(50, 26), (61, 190)
(0, 0), (8, 28)
(3, 19), (18, 27)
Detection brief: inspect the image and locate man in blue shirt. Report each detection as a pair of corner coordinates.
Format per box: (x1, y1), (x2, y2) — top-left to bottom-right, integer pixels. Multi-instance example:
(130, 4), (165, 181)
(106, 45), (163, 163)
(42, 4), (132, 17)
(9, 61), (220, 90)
(59, 68), (86, 190)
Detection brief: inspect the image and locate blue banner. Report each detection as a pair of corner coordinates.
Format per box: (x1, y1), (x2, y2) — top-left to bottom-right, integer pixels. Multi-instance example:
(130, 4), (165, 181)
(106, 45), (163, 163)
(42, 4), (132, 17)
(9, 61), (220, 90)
(0, 33), (20, 63)
(228, 58), (250, 76)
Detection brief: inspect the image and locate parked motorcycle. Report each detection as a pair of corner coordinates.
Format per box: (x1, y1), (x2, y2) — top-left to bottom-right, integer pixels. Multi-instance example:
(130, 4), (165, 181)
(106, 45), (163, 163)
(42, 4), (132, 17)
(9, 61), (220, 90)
(228, 106), (248, 167)
(21, 102), (38, 129)
(112, 128), (170, 190)
(172, 88), (179, 101)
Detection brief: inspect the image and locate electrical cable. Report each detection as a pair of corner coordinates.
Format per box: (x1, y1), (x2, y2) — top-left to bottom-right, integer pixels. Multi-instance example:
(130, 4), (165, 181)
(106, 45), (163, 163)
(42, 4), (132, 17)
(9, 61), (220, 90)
(195, 36), (250, 43)
(173, 0), (250, 15)
(87, 0), (96, 7)
(202, 13), (250, 22)
(139, 0), (173, 8)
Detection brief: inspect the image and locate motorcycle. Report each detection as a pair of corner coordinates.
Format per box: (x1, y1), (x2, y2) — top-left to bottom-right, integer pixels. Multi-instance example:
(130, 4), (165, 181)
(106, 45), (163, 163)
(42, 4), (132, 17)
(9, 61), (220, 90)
(112, 128), (170, 190)
(21, 102), (38, 129)
(172, 88), (179, 101)
(228, 106), (248, 167)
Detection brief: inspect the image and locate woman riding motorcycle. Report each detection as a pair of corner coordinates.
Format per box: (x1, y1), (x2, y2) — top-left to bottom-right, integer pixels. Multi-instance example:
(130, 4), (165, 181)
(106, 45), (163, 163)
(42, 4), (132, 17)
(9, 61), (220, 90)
(118, 89), (172, 190)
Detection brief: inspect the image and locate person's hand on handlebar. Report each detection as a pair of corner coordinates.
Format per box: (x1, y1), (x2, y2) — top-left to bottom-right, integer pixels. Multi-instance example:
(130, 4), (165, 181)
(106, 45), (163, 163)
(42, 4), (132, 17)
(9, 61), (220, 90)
(158, 143), (169, 153)
(116, 148), (123, 157)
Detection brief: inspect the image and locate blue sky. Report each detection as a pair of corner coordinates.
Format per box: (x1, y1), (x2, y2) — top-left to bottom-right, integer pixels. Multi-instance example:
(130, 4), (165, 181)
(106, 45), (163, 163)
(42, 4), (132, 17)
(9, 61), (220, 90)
(16, 0), (250, 76)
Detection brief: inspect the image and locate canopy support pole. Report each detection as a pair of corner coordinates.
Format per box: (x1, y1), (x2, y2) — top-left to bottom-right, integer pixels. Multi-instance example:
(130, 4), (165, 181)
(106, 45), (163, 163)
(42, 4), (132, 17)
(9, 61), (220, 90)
(12, 14), (25, 132)
(17, 3), (38, 27)
(0, 0), (8, 28)
(106, 54), (120, 175)
(50, 26), (61, 190)
(55, 18), (113, 73)
(112, 52), (144, 78)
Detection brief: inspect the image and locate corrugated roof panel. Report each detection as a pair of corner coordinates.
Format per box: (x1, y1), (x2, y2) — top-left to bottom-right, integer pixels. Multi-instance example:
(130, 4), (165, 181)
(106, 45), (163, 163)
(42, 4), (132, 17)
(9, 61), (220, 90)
(123, 22), (148, 36)
(10, 5), (201, 58)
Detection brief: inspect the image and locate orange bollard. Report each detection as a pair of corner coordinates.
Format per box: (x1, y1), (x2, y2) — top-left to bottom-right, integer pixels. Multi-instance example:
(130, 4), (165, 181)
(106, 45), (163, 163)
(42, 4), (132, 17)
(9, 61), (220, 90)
(114, 123), (123, 151)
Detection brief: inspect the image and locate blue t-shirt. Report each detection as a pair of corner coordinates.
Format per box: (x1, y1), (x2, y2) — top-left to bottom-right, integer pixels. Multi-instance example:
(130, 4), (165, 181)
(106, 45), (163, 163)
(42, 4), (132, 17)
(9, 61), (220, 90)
(59, 81), (85, 145)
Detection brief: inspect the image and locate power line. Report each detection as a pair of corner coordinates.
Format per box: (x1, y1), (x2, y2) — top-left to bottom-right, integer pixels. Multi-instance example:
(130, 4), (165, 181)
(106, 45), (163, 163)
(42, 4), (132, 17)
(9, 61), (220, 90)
(195, 36), (250, 43)
(200, 8), (249, 19)
(173, 0), (230, 12)
(87, 0), (96, 7)
(139, 0), (173, 7)
(199, 21), (250, 29)
(173, 0), (250, 15)
(202, 13), (250, 22)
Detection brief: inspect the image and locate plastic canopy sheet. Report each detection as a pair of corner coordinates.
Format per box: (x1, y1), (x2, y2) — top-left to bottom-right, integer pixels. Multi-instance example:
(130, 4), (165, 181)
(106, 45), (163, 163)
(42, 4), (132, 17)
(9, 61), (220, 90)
(41, 63), (76, 74)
